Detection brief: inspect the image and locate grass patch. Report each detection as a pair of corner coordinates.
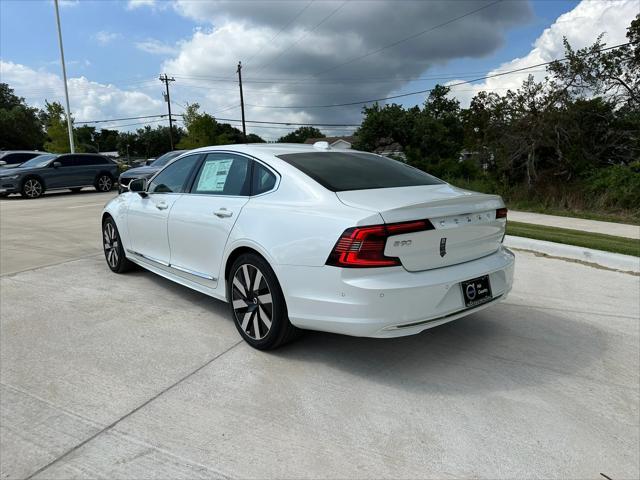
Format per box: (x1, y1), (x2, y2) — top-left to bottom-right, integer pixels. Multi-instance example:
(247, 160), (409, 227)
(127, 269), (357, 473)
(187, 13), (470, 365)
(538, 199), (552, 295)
(507, 221), (640, 257)
(506, 201), (640, 226)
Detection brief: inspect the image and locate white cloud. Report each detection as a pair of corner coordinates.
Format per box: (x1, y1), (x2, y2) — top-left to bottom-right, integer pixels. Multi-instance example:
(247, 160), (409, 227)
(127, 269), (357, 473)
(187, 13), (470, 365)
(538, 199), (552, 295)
(135, 39), (179, 56)
(94, 30), (121, 46)
(126, 0), (158, 10)
(447, 0), (638, 107)
(0, 61), (163, 129)
(159, 0), (531, 137)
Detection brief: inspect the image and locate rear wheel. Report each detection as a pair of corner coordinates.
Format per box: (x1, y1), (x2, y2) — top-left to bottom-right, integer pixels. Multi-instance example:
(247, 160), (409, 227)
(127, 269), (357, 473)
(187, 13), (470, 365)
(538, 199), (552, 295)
(229, 253), (298, 350)
(96, 174), (113, 192)
(21, 178), (43, 198)
(102, 217), (134, 273)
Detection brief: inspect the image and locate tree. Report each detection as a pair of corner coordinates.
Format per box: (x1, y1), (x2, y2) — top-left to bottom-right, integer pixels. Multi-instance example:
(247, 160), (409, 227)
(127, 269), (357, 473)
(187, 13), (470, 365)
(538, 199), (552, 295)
(42, 101), (72, 153)
(0, 83), (45, 150)
(277, 126), (325, 143)
(178, 103), (220, 148)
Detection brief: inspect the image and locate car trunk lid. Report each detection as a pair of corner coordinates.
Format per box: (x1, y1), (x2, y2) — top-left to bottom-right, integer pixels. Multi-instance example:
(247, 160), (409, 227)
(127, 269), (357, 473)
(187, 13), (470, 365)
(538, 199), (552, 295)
(336, 184), (506, 271)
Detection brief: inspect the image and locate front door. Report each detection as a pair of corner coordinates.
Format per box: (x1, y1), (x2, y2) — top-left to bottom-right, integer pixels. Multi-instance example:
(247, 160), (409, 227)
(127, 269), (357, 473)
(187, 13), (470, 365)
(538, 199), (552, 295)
(126, 154), (201, 265)
(167, 153), (251, 286)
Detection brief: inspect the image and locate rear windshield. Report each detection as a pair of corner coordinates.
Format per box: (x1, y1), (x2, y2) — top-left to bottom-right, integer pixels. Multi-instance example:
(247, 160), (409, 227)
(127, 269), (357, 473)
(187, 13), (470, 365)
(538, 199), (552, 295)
(277, 152), (444, 192)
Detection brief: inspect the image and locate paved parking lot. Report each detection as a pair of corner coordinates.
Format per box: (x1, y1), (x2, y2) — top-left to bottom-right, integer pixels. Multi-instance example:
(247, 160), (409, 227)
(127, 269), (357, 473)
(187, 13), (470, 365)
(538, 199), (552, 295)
(1, 192), (639, 479)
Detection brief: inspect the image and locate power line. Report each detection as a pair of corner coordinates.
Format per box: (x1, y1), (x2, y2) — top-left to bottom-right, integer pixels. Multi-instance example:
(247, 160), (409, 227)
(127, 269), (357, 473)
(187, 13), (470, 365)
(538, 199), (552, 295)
(251, 0), (349, 75)
(75, 114), (168, 125)
(310, 0), (503, 78)
(245, 42), (632, 109)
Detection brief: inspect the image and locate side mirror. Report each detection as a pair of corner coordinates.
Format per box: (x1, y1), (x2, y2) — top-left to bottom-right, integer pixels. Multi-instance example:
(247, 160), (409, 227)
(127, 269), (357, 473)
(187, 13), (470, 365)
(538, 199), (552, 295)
(52, 161), (62, 168)
(146, 160), (153, 166)
(129, 178), (148, 197)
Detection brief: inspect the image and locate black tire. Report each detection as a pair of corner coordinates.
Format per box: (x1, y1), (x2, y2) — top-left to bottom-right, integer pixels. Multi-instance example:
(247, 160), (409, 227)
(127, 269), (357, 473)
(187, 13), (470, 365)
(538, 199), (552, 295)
(228, 253), (299, 350)
(96, 174), (113, 192)
(70, 187), (82, 193)
(102, 216), (134, 273)
(21, 177), (44, 198)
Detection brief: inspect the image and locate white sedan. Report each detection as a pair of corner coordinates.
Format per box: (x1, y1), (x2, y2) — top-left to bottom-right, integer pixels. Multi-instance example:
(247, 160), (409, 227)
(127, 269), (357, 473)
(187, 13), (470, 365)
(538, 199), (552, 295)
(101, 142), (514, 350)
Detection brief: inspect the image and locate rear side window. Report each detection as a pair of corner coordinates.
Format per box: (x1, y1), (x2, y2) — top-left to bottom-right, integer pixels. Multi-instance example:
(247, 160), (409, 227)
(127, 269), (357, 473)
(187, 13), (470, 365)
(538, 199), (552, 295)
(191, 153), (250, 196)
(149, 154), (200, 193)
(81, 155), (108, 165)
(252, 162), (276, 195)
(277, 152), (443, 192)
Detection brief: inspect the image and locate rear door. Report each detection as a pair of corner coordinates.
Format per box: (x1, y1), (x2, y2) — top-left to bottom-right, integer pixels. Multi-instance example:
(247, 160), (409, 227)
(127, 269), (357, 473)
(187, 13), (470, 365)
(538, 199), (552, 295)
(76, 155), (101, 185)
(167, 152), (252, 286)
(126, 154), (201, 265)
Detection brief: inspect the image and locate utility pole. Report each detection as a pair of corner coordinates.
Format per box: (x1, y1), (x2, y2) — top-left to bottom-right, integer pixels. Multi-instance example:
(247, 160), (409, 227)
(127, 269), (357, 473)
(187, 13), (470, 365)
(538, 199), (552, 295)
(237, 61), (246, 142)
(159, 74), (175, 150)
(53, 0), (75, 153)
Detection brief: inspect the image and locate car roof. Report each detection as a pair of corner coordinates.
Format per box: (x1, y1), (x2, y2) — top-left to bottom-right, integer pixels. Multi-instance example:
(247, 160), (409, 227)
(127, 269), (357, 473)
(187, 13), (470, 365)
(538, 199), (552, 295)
(0, 150), (45, 156)
(187, 143), (348, 158)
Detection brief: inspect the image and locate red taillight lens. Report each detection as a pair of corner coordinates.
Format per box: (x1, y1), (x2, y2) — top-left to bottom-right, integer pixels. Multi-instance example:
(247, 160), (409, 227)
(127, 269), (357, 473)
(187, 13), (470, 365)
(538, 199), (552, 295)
(326, 220), (433, 268)
(496, 208), (508, 219)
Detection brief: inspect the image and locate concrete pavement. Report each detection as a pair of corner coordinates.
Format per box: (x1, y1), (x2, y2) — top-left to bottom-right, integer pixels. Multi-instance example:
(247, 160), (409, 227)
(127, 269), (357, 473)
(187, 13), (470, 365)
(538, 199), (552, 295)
(1, 193), (639, 479)
(509, 210), (640, 239)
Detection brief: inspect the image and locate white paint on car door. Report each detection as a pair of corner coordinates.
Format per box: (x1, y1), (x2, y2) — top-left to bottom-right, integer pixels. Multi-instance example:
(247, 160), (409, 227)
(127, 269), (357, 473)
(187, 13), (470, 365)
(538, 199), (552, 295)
(167, 153), (252, 286)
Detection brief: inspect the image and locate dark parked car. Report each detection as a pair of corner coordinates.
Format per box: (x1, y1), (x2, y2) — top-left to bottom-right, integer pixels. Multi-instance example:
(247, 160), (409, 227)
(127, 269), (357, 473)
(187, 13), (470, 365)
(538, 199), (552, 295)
(0, 153), (118, 198)
(118, 150), (186, 193)
(0, 150), (45, 169)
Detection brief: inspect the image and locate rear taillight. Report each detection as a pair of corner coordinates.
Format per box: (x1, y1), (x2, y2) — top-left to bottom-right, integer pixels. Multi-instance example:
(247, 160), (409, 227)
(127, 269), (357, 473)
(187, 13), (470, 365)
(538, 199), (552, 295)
(326, 220), (433, 268)
(496, 208), (508, 219)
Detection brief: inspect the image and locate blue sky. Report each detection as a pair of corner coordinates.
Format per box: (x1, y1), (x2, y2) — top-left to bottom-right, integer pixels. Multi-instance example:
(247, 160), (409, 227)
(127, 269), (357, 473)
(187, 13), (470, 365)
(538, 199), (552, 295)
(0, 0), (633, 138)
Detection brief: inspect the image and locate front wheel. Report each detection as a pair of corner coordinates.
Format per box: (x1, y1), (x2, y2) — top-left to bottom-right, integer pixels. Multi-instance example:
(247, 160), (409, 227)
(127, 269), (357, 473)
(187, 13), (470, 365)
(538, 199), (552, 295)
(21, 178), (44, 198)
(102, 217), (134, 273)
(96, 174), (113, 192)
(229, 253), (299, 350)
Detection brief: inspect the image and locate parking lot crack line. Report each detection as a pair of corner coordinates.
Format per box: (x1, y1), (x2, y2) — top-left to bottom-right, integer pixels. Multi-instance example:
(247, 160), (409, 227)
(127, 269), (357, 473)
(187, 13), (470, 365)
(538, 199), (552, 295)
(23, 340), (242, 480)
(0, 253), (102, 278)
(1, 382), (106, 430)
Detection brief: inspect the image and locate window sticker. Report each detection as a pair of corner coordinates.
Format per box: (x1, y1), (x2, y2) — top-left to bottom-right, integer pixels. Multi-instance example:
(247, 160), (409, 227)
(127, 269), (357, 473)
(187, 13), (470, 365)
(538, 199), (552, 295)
(197, 159), (233, 192)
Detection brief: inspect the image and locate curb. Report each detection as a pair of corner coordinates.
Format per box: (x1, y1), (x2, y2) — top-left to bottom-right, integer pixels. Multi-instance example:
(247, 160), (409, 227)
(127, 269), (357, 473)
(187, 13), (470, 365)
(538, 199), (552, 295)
(504, 235), (640, 274)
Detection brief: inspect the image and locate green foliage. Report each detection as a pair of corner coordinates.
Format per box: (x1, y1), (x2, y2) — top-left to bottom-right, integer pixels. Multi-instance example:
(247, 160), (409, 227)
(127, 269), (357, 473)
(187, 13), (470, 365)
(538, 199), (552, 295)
(355, 15), (640, 218)
(43, 101), (72, 153)
(0, 83), (45, 150)
(277, 126), (325, 143)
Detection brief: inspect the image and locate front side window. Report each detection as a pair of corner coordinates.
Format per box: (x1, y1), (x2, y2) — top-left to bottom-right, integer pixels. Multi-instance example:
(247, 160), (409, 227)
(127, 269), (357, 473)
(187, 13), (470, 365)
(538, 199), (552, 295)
(252, 162), (277, 195)
(191, 153), (250, 196)
(19, 154), (57, 168)
(277, 152), (444, 192)
(148, 154), (200, 193)
(57, 156), (77, 167)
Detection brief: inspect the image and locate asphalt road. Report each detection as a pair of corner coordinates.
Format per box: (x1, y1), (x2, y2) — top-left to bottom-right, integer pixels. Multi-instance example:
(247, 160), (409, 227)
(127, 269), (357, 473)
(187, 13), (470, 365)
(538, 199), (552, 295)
(1, 191), (639, 479)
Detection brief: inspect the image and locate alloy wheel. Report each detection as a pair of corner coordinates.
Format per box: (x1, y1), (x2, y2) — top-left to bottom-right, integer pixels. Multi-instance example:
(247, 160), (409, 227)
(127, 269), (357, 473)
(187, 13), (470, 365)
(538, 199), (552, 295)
(231, 264), (273, 340)
(23, 179), (42, 198)
(103, 222), (120, 268)
(98, 176), (112, 192)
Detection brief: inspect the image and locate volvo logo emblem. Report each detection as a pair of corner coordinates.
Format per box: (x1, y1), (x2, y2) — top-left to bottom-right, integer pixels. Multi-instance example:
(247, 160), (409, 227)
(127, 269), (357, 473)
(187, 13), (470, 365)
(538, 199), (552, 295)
(466, 284), (477, 300)
(439, 238), (447, 257)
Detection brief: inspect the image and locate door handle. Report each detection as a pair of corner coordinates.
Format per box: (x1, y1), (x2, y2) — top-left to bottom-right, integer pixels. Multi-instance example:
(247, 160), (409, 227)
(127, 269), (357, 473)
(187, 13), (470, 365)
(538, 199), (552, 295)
(156, 202), (168, 210)
(214, 208), (233, 218)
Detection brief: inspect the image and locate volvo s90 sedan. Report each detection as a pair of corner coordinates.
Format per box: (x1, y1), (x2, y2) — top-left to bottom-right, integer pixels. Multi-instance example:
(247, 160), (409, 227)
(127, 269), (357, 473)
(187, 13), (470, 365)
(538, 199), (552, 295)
(0, 153), (118, 198)
(101, 143), (514, 350)
(118, 150), (187, 193)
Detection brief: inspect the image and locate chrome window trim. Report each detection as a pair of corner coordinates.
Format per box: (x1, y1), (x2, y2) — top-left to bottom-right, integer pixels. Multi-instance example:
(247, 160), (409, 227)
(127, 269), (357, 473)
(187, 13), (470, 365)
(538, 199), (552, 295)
(189, 150), (281, 198)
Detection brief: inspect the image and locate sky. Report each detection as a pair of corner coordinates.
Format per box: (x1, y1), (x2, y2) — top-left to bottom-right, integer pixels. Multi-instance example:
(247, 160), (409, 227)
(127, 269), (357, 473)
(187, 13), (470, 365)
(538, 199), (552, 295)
(0, 0), (637, 140)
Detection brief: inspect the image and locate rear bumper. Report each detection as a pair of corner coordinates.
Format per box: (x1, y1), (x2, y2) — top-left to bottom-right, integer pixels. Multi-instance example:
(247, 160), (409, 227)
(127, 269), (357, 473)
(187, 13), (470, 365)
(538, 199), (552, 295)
(277, 246), (515, 338)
